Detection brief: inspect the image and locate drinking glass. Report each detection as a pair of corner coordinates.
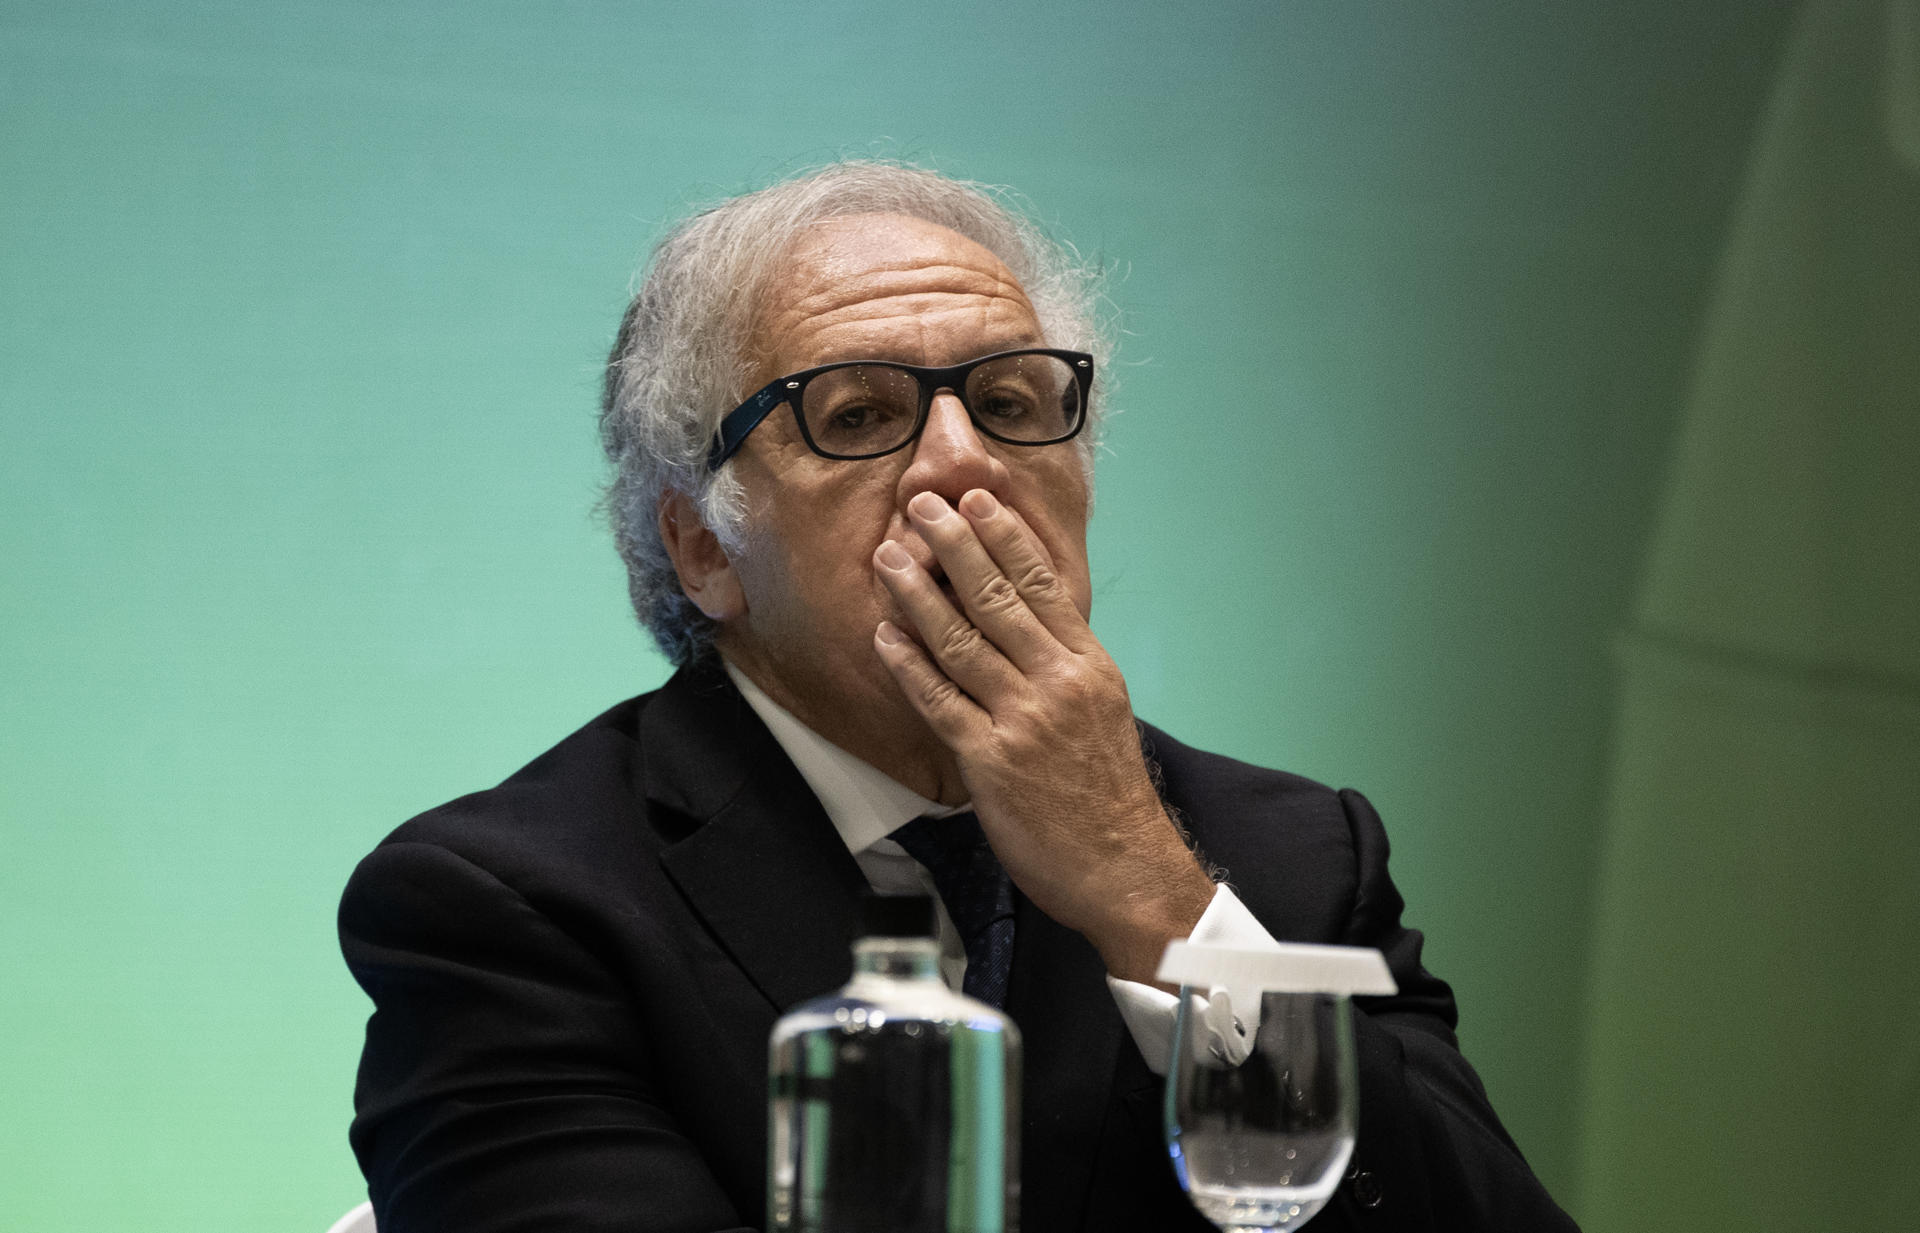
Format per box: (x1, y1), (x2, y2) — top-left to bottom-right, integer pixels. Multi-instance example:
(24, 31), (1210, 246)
(1155, 941), (1396, 1233)
(1165, 989), (1355, 1230)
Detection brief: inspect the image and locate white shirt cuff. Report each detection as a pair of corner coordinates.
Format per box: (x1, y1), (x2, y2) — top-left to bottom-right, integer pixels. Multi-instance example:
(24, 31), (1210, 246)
(1105, 883), (1278, 1076)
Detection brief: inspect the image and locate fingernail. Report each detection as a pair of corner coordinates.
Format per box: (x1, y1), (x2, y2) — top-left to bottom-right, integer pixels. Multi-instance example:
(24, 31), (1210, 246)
(875, 540), (913, 571)
(908, 492), (951, 521)
(876, 621), (905, 646)
(960, 489), (999, 519)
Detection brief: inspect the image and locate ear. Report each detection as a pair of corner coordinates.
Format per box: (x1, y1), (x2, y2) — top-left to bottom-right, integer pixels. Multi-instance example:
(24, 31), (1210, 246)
(656, 489), (746, 623)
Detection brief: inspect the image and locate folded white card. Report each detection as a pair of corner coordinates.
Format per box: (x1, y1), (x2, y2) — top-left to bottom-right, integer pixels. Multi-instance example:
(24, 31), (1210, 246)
(1156, 940), (1399, 997)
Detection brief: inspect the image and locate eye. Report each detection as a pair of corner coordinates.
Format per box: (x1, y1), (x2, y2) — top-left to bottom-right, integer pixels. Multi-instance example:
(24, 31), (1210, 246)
(822, 398), (912, 430)
(974, 385), (1037, 422)
(827, 403), (878, 431)
(802, 365), (920, 447)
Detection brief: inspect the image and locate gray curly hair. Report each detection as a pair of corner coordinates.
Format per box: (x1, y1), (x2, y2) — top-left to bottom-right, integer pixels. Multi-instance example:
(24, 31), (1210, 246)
(599, 161), (1111, 665)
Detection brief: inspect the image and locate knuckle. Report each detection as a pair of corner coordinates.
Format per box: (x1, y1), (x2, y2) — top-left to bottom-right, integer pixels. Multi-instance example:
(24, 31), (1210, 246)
(1013, 560), (1059, 595)
(971, 574), (1023, 617)
(936, 620), (987, 662)
(1057, 671), (1098, 706)
(917, 673), (966, 714)
(1050, 662), (1122, 714)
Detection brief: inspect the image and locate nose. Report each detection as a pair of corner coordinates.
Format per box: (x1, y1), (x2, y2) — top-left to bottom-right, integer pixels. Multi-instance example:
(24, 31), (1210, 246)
(897, 389), (1012, 509)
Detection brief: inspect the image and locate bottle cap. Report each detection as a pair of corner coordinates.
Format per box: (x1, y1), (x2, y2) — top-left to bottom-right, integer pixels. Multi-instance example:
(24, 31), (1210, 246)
(860, 893), (938, 939)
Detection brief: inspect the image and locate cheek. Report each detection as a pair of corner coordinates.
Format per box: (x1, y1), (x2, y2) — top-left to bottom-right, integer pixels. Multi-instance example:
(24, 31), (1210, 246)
(744, 488), (897, 617)
(1030, 466), (1093, 545)
(757, 466), (892, 541)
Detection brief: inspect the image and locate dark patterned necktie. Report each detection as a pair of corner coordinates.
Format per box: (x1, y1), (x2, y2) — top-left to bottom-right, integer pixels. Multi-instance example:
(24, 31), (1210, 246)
(888, 812), (1016, 1008)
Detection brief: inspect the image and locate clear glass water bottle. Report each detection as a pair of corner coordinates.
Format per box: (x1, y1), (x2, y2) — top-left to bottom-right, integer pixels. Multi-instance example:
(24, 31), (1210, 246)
(768, 894), (1021, 1233)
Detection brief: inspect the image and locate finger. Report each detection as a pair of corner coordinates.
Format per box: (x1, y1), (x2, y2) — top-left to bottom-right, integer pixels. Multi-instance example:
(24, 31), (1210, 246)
(955, 488), (1096, 654)
(873, 539), (1022, 703)
(873, 620), (989, 747)
(906, 492), (1059, 672)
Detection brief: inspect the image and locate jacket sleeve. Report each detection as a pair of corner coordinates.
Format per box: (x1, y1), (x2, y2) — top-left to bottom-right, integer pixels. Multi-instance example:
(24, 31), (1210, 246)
(1333, 787), (1581, 1233)
(340, 839), (758, 1233)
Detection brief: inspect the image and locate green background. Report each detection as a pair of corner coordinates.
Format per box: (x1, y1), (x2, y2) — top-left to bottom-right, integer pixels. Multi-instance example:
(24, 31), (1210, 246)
(4, 2), (1912, 1230)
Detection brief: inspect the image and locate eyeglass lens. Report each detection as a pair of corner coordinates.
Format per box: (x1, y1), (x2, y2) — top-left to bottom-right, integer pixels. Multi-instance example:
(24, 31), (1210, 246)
(801, 353), (1083, 458)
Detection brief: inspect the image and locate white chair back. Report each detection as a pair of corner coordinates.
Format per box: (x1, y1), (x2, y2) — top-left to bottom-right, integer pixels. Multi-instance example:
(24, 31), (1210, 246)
(325, 1201), (375, 1233)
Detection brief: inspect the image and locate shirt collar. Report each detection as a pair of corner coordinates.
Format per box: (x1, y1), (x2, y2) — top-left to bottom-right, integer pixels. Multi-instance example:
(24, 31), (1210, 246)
(722, 660), (965, 857)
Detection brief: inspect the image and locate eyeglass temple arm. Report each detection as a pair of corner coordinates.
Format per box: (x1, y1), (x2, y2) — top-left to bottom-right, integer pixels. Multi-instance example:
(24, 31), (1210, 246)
(707, 380), (786, 470)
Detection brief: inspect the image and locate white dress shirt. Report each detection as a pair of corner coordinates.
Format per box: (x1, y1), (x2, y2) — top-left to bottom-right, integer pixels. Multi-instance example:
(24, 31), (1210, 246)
(723, 662), (1277, 1075)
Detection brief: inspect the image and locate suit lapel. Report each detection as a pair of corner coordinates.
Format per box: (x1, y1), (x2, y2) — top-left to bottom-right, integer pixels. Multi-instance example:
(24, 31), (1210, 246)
(644, 661), (869, 1012)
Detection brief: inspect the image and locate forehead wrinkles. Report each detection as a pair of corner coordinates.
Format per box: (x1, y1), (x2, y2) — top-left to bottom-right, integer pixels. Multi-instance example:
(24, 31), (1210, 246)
(769, 260), (1036, 340)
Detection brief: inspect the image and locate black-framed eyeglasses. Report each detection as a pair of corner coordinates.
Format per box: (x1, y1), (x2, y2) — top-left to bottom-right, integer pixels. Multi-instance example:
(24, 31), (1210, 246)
(707, 348), (1093, 470)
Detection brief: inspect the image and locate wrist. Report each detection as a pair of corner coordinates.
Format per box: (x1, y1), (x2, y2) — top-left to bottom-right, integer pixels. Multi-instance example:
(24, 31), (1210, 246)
(1087, 855), (1216, 987)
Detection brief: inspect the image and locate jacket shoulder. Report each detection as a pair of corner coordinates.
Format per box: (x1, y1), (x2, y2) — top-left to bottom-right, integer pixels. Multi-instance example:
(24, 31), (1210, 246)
(1136, 720), (1366, 944)
(354, 689), (667, 904)
(1137, 720), (1349, 827)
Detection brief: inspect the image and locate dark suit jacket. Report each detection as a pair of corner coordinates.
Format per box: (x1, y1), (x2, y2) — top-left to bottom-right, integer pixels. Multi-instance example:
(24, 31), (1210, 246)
(342, 659), (1576, 1231)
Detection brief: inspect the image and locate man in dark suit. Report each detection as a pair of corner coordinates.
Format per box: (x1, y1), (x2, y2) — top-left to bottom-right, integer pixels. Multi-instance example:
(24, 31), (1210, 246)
(342, 162), (1578, 1231)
